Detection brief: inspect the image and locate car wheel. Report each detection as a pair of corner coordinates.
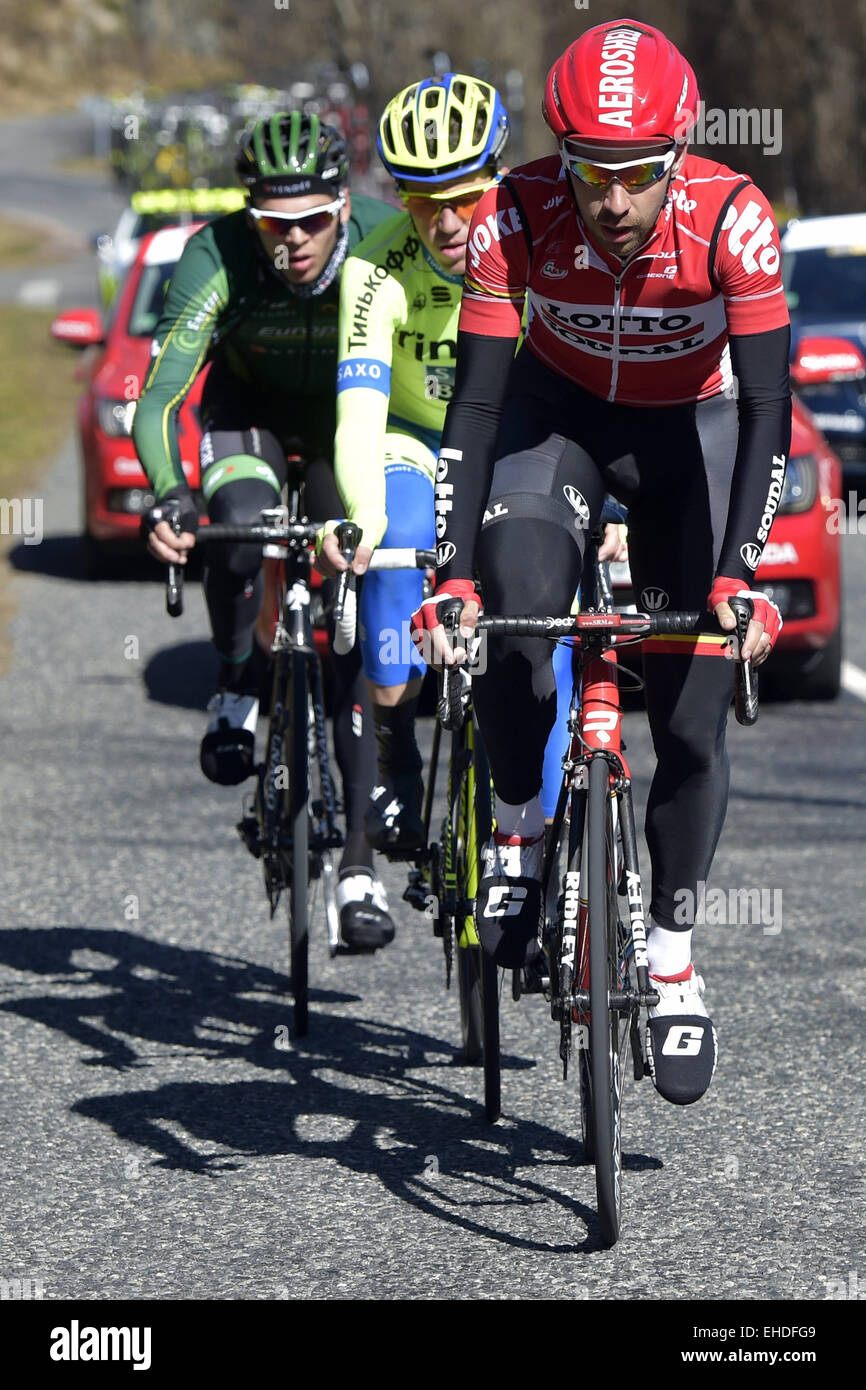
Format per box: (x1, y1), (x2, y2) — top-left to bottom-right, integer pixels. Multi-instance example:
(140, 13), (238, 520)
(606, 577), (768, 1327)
(772, 624), (842, 701)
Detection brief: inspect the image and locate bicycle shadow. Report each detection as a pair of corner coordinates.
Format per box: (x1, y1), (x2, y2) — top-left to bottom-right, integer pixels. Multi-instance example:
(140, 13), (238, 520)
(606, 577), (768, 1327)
(0, 925), (354, 1072)
(0, 925), (659, 1252)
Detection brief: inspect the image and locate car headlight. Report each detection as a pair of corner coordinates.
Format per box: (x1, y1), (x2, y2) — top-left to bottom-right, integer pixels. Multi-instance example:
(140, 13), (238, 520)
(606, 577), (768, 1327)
(96, 399), (137, 437)
(777, 454), (816, 514)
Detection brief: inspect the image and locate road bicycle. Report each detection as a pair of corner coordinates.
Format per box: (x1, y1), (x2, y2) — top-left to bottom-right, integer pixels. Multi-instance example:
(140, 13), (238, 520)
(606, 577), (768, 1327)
(434, 532), (757, 1244)
(330, 542), (502, 1116)
(405, 640), (501, 1121)
(162, 503), (432, 1037)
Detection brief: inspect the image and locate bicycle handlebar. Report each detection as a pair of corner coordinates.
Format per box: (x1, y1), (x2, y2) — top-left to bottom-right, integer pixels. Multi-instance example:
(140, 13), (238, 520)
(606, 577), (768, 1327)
(331, 522), (435, 655)
(438, 599), (759, 728)
(160, 507), (434, 639)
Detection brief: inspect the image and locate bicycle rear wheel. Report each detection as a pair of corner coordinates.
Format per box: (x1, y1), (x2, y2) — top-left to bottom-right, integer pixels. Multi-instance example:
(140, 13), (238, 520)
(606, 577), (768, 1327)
(452, 727), (483, 1064)
(454, 721), (500, 1121)
(586, 752), (628, 1245)
(284, 651), (310, 1037)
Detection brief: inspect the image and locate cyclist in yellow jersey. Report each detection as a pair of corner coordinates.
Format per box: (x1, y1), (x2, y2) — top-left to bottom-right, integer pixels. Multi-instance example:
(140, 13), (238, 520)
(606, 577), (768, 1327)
(318, 74), (510, 856)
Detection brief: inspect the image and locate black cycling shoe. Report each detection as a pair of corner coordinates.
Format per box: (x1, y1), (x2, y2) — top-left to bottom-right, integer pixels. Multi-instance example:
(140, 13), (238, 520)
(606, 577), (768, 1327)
(476, 832), (545, 968)
(200, 692), (258, 785)
(645, 966), (717, 1105)
(364, 775), (425, 859)
(337, 872), (395, 951)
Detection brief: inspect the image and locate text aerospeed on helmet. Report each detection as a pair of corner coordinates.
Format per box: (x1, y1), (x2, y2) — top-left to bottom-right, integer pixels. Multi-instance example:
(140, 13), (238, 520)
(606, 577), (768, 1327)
(543, 18), (700, 147)
(236, 110), (350, 198)
(377, 73), (509, 185)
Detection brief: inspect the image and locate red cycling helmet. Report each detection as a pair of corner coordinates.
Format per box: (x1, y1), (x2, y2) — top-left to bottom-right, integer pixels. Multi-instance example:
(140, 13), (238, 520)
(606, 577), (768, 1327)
(543, 19), (699, 147)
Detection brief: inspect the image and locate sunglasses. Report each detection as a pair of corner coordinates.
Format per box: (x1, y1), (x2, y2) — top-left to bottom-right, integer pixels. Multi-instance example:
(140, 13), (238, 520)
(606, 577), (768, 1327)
(561, 144), (676, 190)
(398, 179), (497, 223)
(247, 197), (344, 236)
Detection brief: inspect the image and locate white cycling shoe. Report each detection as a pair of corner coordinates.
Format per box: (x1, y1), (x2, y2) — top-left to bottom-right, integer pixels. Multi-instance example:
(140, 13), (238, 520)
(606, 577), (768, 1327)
(200, 692), (259, 786)
(337, 872), (395, 952)
(645, 965), (718, 1105)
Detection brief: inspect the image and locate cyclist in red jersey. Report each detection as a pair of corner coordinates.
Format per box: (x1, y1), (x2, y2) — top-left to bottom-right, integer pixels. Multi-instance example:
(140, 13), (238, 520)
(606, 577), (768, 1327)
(412, 19), (790, 1105)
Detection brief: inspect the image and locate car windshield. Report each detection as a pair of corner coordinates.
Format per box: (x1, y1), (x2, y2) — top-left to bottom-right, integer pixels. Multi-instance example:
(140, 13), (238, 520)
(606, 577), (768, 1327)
(784, 246), (866, 317)
(126, 262), (176, 337)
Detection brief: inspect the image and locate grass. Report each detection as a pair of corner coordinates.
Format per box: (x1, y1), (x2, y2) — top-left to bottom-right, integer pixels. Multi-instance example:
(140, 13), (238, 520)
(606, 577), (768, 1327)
(0, 306), (82, 492)
(57, 154), (112, 179)
(0, 305), (83, 669)
(0, 214), (72, 269)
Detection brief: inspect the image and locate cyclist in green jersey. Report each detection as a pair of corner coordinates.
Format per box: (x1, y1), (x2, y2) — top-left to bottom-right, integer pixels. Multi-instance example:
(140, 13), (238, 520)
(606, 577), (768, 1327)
(135, 111), (399, 949)
(318, 75), (510, 857)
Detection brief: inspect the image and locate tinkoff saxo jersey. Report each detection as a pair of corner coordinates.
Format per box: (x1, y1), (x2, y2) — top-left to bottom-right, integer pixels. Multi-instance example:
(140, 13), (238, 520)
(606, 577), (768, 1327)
(133, 196), (392, 500)
(333, 210), (464, 546)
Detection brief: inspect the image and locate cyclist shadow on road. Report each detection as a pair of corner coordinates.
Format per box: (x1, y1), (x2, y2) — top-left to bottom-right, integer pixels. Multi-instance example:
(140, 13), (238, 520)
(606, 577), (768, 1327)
(143, 640), (218, 711)
(0, 925), (659, 1251)
(0, 925), (354, 1074)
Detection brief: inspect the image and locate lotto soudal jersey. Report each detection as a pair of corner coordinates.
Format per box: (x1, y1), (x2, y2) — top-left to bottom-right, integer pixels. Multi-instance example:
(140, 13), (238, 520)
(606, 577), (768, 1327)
(133, 196), (393, 499)
(460, 152), (788, 406)
(333, 210), (463, 547)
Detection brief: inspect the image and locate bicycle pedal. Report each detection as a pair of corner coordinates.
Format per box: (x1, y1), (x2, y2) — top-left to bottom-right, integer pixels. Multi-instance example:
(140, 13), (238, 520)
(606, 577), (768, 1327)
(236, 816), (262, 859)
(402, 869), (431, 913)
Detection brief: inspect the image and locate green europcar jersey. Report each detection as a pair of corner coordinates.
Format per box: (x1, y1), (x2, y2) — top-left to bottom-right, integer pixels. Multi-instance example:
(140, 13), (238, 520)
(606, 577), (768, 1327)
(132, 194), (393, 500)
(333, 210), (464, 546)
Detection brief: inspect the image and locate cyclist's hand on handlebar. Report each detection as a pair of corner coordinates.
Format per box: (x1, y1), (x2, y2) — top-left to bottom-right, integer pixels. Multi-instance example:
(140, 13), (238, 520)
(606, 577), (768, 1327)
(316, 530), (373, 579)
(142, 491), (198, 564)
(708, 576), (782, 666)
(410, 579), (481, 668)
(598, 521), (628, 563)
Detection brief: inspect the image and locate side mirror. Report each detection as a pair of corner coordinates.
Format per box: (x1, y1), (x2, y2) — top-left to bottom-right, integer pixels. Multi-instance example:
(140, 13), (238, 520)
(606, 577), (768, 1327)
(50, 308), (105, 348)
(792, 335), (866, 386)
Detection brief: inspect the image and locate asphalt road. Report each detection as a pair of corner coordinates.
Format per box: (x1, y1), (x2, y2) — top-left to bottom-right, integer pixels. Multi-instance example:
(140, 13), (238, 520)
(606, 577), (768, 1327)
(1, 113), (864, 1303)
(0, 430), (864, 1301)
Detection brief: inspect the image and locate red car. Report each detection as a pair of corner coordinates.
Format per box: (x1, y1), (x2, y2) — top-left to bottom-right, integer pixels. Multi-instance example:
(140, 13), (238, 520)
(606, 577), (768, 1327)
(753, 394), (842, 700)
(610, 395), (842, 700)
(51, 223), (207, 576)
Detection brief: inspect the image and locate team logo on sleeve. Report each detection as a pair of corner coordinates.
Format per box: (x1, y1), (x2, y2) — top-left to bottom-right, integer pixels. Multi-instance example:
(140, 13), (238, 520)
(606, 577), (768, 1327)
(436, 541), (457, 567)
(722, 199), (780, 276)
(740, 543), (761, 570)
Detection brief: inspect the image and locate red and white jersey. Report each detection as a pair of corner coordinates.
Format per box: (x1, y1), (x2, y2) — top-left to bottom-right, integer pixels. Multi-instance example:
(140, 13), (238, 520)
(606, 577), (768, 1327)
(461, 153), (789, 406)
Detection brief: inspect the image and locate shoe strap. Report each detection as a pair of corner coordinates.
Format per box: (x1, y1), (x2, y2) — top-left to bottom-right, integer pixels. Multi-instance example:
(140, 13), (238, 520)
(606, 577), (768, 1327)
(650, 963), (694, 984)
(493, 831), (544, 847)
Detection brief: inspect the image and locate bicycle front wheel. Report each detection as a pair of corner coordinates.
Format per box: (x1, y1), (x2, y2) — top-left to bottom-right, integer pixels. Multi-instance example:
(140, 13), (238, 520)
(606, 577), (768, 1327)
(285, 651), (310, 1037)
(586, 752), (626, 1245)
(454, 721), (500, 1121)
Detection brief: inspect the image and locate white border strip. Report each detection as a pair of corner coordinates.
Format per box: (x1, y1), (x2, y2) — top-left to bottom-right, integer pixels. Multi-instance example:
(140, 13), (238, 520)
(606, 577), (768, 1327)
(841, 661), (866, 703)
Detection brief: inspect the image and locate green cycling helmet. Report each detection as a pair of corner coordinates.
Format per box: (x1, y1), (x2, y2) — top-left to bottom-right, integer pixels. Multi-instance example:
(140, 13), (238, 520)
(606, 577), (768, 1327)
(236, 111), (349, 195)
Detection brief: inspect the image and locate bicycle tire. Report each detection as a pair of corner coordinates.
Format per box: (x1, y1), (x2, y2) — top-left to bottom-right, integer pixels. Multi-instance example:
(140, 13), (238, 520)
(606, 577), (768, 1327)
(285, 651), (310, 1037)
(586, 753), (627, 1245)
(456, 723), (501, 1120)
(452, 726), (483, 1064)
(475, 734), (500, 1123)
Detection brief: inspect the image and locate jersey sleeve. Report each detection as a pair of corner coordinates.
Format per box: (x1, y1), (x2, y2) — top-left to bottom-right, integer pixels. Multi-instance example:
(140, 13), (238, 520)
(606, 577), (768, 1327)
(713, 183), (789, 335)
(132, 231), (229, 499)
(459, 181), (530, 340)
(332, 244), (407, 548)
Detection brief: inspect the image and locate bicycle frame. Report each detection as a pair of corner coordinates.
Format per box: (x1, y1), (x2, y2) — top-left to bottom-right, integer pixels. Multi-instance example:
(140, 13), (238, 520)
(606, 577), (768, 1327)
(252, 511), (343, 927)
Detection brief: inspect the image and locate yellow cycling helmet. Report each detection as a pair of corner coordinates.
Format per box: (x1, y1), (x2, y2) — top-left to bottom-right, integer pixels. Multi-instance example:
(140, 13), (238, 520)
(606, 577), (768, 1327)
(377, 73), (509, 184)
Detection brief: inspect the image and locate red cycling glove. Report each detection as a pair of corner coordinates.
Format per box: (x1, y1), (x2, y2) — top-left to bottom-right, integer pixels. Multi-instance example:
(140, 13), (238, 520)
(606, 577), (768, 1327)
(410, 579), (481, 655)
(708, 577), (783, 648)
